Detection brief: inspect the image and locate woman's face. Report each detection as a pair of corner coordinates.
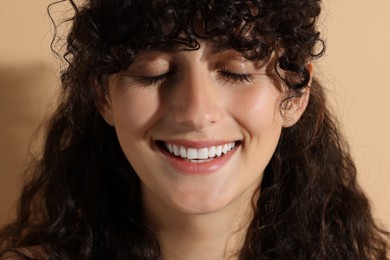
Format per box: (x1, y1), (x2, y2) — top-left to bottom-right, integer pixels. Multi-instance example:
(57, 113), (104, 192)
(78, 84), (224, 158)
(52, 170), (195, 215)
(101, 42), (303, 215)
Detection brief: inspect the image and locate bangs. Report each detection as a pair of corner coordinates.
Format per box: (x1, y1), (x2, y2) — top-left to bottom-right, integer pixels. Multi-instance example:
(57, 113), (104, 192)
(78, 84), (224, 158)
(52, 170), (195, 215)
(64, 0), (322, 89)
(79, 0), (275, 72)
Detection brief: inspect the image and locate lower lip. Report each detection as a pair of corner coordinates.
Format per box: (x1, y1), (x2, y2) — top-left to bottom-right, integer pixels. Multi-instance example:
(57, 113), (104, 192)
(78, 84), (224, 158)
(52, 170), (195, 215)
(159, 144), (239, 175)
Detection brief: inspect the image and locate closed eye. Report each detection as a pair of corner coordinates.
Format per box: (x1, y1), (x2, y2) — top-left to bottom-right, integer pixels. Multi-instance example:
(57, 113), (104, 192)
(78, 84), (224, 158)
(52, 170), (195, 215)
(219, 69), (255, 84)
(135, 71), (174, 86)
(131, 69), (255, 86)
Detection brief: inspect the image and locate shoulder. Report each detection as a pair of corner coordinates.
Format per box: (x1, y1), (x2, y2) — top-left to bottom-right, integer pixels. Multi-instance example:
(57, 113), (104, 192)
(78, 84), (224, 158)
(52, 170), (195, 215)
(0, 250), (30, 260)
(0, 246), (46, 260)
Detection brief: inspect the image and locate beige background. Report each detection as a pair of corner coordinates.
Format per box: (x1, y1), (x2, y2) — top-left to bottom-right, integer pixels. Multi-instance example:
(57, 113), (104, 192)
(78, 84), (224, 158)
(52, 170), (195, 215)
(1, 1), (389, 230)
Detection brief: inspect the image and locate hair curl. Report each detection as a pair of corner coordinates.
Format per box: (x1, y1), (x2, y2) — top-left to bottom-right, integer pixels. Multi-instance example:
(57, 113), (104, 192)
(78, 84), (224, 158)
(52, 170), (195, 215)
(1, 0), (389, 259)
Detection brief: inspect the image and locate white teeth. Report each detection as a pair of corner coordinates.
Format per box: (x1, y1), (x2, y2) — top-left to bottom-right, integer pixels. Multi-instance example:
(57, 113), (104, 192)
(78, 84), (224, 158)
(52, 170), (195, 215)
(222, 144), (228, 154)
(180, 146), (187, 158)
(187, 148), (197, 159)
(216, 145), (222, 156)
(198, 148), (209, 159)
(164, 142), (236, 160)
(208, 146), (216, 158)
(173, 145), (180, 156)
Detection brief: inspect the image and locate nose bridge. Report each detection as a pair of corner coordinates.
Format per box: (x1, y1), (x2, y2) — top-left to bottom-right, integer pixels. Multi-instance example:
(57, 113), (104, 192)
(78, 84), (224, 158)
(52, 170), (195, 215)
(171, 65), (221, 129)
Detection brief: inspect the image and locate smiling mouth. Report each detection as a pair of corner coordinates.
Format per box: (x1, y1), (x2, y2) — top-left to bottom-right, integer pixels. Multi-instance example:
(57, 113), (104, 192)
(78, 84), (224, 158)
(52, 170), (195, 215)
(156, 141), (240, 162)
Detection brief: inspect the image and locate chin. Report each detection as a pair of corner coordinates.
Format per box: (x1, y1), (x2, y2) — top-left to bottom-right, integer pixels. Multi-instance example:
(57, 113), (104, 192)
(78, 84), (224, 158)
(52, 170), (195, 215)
(167, 189), (241, 216)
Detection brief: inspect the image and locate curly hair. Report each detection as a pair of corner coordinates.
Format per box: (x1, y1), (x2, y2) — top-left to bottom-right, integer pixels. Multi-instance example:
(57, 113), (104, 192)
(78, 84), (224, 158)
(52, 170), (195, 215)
(1, 0), (389, 259)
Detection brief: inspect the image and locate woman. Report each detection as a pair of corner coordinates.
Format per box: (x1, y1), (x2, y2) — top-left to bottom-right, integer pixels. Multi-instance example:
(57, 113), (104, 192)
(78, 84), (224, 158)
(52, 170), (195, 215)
(0, 0), (389, 259)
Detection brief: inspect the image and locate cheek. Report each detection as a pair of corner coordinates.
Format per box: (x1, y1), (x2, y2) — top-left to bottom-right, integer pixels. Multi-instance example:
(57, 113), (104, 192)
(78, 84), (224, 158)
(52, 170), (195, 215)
(230, 85), (283, 134)
(110, 89), (162, 176)
(111, 89), (161, 136)
(230, 85), (283, 178)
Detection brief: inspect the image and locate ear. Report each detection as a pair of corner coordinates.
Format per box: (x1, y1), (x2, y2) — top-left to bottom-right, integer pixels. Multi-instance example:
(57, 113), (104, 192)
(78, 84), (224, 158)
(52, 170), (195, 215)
(97, 88), (115, 126)
(281, 63), (313, 128)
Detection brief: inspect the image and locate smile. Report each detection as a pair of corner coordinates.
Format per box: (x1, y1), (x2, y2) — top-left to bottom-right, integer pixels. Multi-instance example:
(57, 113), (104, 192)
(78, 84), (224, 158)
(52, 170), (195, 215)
(156, 140), (240, 174)
(157, 140), (240, 161)
(164, 141), (236, 160)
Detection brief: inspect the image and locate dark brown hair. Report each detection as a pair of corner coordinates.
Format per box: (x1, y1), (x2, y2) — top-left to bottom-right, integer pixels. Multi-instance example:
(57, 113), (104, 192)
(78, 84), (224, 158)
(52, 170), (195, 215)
(1, 0), (389, 259)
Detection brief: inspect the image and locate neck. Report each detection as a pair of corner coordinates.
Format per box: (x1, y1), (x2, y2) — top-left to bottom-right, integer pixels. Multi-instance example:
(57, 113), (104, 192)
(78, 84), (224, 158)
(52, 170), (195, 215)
(143, 189), (257, 260)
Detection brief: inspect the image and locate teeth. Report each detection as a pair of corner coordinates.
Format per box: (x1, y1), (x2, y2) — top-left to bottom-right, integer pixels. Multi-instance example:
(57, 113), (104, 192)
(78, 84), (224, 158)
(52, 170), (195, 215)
(164, 142), (236, 160)
(208, 146), (216, 158)
(173, 145), (180, 156)
(198, 148), (209, 159)
(187, 148), (197, 159)
(222, 144), (228, 154)
(216, 145), (222, 156)
(180, 146), (187, 158)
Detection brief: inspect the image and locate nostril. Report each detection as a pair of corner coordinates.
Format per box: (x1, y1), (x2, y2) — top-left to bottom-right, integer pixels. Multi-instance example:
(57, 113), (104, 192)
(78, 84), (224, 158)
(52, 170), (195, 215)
(171, 105), (222, 129)
(170, 86), (222, 129)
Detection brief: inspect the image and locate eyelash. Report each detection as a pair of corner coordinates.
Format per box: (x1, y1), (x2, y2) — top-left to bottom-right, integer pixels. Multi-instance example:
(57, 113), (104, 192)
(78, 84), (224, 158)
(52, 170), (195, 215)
(135, 69), (255, 86)
(218, 69), (255, 84)
(136, 71), (173, 86)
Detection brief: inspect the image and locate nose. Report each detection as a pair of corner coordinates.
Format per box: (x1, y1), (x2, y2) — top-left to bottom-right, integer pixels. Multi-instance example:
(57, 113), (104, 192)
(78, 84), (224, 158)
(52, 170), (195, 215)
(170, 69), (222, 129)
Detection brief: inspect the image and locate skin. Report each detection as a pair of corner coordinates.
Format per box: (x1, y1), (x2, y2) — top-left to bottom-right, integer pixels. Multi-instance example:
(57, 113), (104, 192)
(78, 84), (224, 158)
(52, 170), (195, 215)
(99, 42), (309, 259)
